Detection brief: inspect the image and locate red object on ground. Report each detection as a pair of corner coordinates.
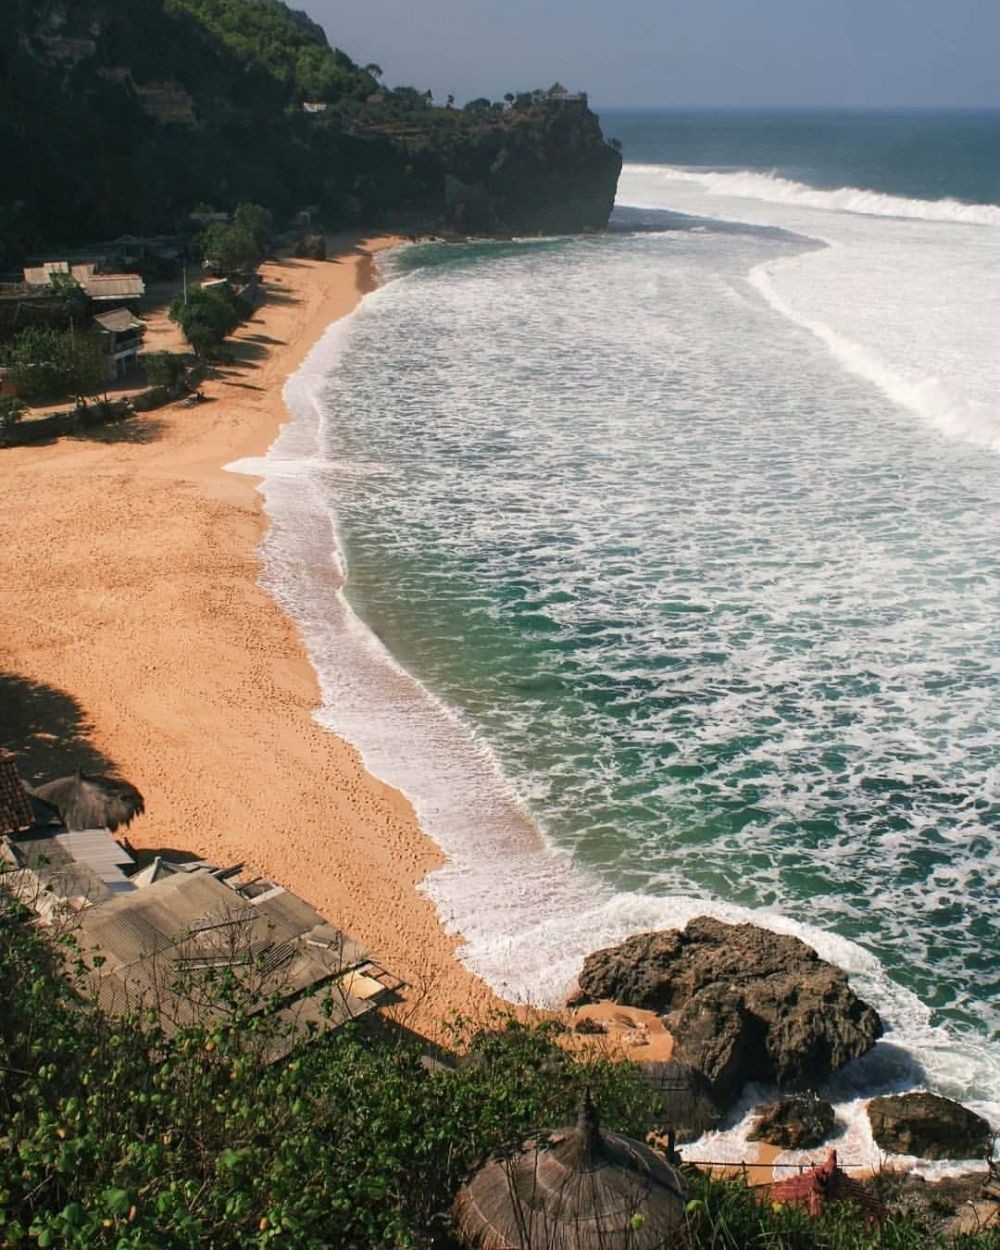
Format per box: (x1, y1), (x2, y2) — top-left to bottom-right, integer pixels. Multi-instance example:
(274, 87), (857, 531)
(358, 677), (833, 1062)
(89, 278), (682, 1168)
(760, 1151), (885, 1223)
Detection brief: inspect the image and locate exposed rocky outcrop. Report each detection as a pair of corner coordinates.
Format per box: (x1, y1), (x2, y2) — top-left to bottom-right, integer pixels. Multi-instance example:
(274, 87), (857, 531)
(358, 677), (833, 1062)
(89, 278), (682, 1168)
(867, 1092), (992, 1161)
(571, 918), (883, 1107)
(749, 1096), (836, 1150)
(881, 1170), (1000, 1241)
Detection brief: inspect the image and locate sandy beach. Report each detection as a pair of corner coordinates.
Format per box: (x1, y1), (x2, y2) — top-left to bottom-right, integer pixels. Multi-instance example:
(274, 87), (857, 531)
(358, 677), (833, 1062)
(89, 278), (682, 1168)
(0, 236), (502, 1037)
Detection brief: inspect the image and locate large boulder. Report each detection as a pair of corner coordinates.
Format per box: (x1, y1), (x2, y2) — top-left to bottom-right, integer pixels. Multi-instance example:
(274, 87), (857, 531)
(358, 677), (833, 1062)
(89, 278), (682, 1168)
(571, 917), (882, 1106)
(749, 1096), (836, 1150)
(868, 1092), (992, 1161)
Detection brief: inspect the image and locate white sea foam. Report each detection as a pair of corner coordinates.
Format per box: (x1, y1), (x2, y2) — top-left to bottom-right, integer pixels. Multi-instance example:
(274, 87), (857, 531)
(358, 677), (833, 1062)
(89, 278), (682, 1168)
(625, 163), (1000, 226)
(618, 163), (1000, 454)
(749, 260), (1000, 452)
(230, 225), (999, 1169)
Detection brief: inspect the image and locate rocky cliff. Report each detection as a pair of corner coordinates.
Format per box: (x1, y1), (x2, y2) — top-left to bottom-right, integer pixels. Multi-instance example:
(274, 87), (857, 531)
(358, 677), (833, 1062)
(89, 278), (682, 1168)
(1, 0), (621, 261)
(571, 917), (883, 1108)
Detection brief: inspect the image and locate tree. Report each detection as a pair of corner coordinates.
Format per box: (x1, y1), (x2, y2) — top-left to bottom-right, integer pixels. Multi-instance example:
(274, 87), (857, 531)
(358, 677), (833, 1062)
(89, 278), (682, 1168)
(363, 62), (383, 79)
(232, 202), (272, 251)
(5, 328), (64, 399)
(0, 396), (25, 428)
(169, 286), (242, 358)
(143, 350), (188, 392)
(60, 334), (107, 404)
(5, 328), (106, 403)
(199, 222), (258, 275)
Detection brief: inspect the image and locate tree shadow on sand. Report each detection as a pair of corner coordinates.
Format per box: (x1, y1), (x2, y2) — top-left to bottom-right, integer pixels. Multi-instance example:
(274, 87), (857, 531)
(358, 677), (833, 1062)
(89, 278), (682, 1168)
(0, 672), (114, 784)
(69, 416), (169, 445)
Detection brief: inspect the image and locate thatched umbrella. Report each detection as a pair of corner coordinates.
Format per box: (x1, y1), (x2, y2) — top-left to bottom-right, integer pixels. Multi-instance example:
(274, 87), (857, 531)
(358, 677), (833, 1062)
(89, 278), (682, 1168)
(453, 1100), (687, 1249)
(33, 768), (145, 833)
(643, 1060), (721, 1144)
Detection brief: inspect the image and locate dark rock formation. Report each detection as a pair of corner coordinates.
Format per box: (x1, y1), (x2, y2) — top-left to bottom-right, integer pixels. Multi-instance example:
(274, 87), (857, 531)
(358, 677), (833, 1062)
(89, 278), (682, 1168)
(867, 1092), (992, 1160)
(880, 1170), (1000, 1242)
(571, 917), (883, 1106)
(643, 1059), (721, 1144)
(749, 1096), (836, 1150)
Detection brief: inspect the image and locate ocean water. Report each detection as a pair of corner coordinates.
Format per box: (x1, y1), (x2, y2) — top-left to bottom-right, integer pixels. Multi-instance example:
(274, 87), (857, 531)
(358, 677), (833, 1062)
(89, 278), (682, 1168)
(238, 111), (999, 1166)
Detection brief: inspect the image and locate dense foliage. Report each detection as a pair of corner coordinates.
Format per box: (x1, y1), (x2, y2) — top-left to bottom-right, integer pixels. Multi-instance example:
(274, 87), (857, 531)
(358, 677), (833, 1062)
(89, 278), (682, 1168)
(1, 0), (621, 262)
(164, 0), (377, 104)
(1, 900), (996, 1248)
(169, 284), (248, 358)
(3, 327), (107, 403)
(0, 906), (651, 1248)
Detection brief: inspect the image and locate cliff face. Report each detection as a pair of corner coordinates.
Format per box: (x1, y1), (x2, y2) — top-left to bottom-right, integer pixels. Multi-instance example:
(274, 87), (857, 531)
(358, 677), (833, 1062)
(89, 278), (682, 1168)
(0, 0), (621, 259)
(440, 103), (622, 234)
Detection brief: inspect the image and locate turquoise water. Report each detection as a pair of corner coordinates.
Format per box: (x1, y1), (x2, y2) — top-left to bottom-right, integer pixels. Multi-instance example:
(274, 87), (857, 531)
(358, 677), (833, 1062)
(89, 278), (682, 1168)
(259, 114), (999, 1146)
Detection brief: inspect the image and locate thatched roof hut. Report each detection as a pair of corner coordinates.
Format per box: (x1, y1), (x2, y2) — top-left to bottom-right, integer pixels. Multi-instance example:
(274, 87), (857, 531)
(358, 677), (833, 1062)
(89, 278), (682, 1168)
(453, 1100), (687, 1249)
(643, 1060), (721, 1144)
(33, 769), (144, 833)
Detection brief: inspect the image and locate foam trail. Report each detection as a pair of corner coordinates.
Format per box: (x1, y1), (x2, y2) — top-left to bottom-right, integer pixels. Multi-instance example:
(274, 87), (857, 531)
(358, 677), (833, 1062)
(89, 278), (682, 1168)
(229, 242), (999, 1166)
(627, 163), (1000, 226)
(618, 164), (1000, 454)
(749, 259), (1000, 452)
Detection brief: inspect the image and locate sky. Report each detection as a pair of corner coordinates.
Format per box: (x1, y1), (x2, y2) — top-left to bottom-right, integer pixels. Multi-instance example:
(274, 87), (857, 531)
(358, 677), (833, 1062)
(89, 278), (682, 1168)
(304, 0), (1000, 111)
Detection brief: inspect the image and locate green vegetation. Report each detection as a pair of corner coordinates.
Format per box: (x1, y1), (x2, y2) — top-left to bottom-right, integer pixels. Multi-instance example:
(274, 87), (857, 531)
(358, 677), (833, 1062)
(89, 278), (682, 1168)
(1, 899), (994, 1249)
(0, 396), (26, 428)
(3, 328), (106, 404)
(164, 0), (377, 104)
(2, 0), (621, 261)
(168, 285), (247, 358)
(199, 203), (274, 274)
(680, 1171), (999, 1250)
(142, 351), (188, 393)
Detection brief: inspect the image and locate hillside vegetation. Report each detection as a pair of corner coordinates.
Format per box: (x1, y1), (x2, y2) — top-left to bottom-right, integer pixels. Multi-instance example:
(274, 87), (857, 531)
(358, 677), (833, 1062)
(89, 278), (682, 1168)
(1, 0), (621, 263)
(1, 903), (996, 1248)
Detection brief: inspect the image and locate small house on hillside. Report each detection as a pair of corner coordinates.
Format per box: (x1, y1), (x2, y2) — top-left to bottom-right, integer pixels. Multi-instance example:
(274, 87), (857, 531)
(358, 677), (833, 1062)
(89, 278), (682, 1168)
(92, 307), (145, 378)
(22, 262), (145, 308)
(542, 82), (587, 104)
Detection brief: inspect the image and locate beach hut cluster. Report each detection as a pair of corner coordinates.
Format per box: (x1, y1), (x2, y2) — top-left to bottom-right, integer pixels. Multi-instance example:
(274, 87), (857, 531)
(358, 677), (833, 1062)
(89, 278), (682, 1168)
(0, 751), (401, 1055)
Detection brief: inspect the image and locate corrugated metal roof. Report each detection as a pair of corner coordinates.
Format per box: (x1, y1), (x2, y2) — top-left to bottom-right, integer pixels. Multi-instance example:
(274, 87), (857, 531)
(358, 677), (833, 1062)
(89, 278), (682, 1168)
(93, 308), (143, 333)
(83, 275), (144, 299)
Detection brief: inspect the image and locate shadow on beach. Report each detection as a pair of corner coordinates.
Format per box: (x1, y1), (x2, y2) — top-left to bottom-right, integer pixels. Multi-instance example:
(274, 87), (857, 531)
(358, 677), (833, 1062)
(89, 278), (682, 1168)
(0, 672), (114, 784)
(68, 416), (169, 445)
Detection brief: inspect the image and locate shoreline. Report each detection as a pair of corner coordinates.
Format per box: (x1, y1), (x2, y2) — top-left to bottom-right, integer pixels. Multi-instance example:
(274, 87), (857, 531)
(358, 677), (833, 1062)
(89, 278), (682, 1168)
(0, 235), (503, 1038)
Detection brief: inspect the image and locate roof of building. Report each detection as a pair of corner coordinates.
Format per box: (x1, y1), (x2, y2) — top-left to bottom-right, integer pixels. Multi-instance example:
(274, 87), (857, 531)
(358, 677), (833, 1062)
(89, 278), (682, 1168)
(83, 274), (145, 300)
(2, 827), (135, 903)
(21, 263), (144, 300)
(0, 752), (35, 836)
(23, 261), (69, 286)
(75, 869), (395, 1050)
(93, 308), (144, 333)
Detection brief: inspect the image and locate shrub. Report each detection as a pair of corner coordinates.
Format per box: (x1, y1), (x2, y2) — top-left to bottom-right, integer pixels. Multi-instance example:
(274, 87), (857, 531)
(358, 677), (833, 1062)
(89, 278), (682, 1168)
(169, 285), (243, 358)
(143, 350), (188, 392)
(0, 395), (26, 427)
